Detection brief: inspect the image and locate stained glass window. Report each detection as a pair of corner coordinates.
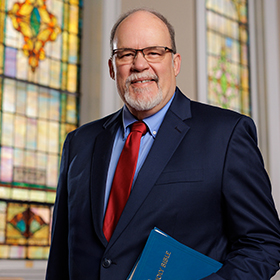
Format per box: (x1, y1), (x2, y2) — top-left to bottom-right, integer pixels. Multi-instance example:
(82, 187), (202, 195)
(0, 0), (82, 259)
(206, 0), (250, 115)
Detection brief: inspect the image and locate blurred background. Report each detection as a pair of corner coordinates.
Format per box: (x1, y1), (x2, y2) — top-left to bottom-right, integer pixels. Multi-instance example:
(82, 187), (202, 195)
(0, 0), (280, 279)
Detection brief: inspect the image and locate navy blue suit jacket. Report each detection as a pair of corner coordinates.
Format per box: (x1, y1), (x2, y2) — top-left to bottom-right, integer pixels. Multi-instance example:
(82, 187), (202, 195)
(46, 88), (280, 279)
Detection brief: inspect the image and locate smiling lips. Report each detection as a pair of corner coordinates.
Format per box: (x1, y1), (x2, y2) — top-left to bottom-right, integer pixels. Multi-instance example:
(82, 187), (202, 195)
(132, 79), (154, 84)
(127, 73), (158, 87)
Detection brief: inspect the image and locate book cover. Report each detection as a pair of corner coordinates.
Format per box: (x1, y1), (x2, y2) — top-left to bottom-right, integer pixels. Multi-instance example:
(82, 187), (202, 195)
(127, 227), (222, 280)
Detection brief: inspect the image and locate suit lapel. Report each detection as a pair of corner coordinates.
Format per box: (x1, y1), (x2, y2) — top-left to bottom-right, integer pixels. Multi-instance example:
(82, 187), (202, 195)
(108, 89), (192, 245)
(90, 111), (122, 246)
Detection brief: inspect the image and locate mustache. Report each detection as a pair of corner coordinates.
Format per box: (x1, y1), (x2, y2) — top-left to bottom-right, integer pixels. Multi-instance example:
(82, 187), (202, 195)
(125, 73), (159, 85)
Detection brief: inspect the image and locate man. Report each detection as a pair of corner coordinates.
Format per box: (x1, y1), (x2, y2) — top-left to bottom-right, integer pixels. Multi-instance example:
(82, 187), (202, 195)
(46, 8), (280, 279)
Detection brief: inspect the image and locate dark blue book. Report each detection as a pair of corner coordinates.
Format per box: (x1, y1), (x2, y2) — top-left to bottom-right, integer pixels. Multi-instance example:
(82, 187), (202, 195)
(127, 228), (222, 280)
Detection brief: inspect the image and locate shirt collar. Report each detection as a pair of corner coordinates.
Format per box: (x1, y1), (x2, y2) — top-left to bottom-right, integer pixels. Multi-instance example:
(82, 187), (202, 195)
(122, 92), (175, 139)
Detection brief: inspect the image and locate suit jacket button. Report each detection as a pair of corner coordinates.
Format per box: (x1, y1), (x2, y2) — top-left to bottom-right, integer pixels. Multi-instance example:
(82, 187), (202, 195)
(102, 258), (112, 268)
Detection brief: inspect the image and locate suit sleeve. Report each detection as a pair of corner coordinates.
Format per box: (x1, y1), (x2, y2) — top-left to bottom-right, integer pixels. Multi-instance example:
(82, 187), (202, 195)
(45, 134), (71, 280)
(205, 116), (280, 279)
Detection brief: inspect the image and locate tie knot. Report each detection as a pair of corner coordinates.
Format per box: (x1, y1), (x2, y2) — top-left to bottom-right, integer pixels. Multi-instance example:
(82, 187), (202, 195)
(131, 121), (147, 135)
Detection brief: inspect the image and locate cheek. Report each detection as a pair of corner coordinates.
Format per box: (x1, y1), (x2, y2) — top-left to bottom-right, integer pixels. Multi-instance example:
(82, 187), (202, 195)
(158, 67), (175, 86)
(116, 65), (130, 78)
(152, 64), (171, 80)
(115, 74), (126, 88)
(116, 70), (130, 87)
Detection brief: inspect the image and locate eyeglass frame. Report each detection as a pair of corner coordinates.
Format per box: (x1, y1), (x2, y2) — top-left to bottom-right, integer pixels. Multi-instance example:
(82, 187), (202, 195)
(111, 46), (175, 63)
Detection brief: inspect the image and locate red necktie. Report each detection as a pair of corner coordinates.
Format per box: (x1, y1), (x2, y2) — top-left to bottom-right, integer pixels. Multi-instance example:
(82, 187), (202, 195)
(103, 121), (147, 241)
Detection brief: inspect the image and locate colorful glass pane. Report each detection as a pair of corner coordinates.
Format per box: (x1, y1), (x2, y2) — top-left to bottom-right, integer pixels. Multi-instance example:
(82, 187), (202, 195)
(0, 44), (4, 74)
(0, 0), (82, 259)
(7, 0), (61, 72)
(206, 0), (251, 115)
(0, 202), (51, 258)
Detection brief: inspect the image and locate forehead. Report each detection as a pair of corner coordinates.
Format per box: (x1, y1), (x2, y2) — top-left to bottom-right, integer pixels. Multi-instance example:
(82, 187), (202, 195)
(113, 11), (171, 48)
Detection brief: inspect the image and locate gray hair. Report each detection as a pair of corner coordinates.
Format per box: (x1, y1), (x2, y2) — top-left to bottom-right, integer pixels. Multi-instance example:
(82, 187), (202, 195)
(110, 8), (177, 55)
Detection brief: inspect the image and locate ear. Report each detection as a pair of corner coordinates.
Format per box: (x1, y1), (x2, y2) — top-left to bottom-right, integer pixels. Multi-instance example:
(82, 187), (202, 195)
(173, 53), (181, 77)
(108, 58), (115, 80)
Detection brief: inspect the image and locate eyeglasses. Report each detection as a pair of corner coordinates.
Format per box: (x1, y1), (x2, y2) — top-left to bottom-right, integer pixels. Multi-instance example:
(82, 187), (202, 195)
(112, 46), (175, 64)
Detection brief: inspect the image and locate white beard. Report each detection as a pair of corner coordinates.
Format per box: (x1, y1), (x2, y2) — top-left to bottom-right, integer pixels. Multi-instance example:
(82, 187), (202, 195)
(124, 73), (163, 111)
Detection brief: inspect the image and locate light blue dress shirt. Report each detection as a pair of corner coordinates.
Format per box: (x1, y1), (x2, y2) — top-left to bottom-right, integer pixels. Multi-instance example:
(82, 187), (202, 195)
(103, 93), (175, 215)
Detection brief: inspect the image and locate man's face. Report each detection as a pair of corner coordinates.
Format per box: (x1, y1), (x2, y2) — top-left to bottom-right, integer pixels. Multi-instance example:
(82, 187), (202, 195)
(109, 11), (181, 119)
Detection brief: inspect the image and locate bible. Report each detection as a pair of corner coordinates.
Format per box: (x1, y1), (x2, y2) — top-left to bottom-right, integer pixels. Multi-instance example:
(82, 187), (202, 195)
(127, 228), (222, 280)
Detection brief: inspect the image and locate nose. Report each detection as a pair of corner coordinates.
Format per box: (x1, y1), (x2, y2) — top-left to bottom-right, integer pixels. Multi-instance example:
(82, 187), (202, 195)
(131, 50), (150, 72)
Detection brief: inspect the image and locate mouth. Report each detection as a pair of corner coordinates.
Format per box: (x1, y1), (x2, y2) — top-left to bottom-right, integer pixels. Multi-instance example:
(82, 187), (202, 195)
(125, 74), (159, 94)
(131, 79), (155, 84)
